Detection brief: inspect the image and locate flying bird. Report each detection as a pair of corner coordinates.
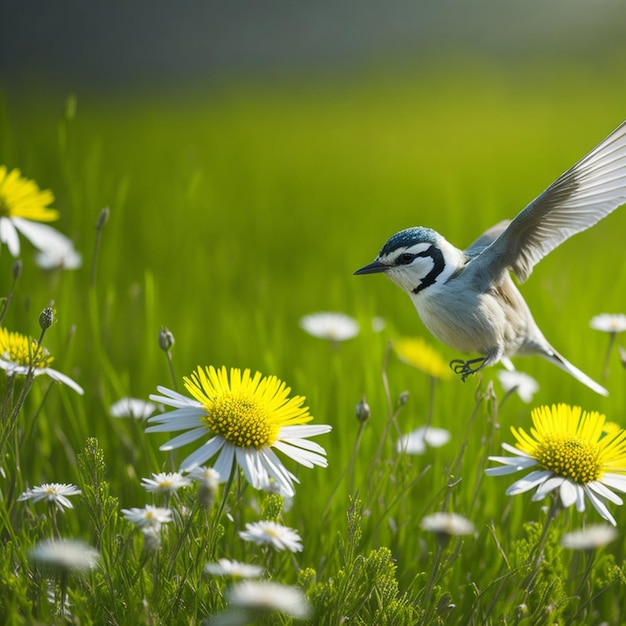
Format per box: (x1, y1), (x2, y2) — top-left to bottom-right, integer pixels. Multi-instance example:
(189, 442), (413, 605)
(355, 121), (626, 395)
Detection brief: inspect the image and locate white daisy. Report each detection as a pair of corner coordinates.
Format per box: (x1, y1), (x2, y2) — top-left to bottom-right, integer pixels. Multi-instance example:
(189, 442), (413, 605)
(590, 313), (626, 334)
(238, 520), (303, 552)
(205, 558), (263, 578)
(0, 327), (83, 395)
(397, 425), (451, 455)
(141, 472), (191, 495)
(299, 312), (359, 342)
(110, 397), (157, 420)
(486, 404), (626, 526)
(226, 580), (311, 619)
(561, 524), (618, 550)
(421, 512), (475, 537)
(29, 539), (100, 574)
(18, 483), (81, 511)
(497, 370), (540, 403)
(120, 505), (173, 531)
(0, 166), (74, 258)
(146, 366), (332, 498)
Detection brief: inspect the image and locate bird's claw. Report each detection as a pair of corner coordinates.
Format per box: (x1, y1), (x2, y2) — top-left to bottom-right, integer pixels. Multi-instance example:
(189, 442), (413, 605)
(449, 358), (486, 382)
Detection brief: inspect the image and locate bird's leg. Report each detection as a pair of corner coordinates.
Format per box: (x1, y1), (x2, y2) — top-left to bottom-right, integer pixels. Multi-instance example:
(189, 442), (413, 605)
(449, 357), (487, 382)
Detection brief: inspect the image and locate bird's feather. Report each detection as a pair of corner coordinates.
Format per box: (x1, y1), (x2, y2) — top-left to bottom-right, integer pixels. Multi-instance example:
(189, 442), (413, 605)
(474, 120), (626, 283)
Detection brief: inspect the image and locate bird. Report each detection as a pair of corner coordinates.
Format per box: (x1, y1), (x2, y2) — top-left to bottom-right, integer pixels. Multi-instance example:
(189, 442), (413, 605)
(355, 121), (626, 396)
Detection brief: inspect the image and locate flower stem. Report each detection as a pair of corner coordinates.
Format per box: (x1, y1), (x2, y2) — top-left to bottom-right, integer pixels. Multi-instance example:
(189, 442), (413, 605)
(522, 496), (560, 596)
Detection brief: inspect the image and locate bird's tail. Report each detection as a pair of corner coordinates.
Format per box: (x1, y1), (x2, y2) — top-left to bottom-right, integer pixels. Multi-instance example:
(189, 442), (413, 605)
(542, 350), (608, 396)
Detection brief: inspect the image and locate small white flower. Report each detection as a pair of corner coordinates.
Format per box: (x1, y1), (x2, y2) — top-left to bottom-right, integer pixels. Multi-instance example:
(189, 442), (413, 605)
(397, 426), (451, 455)
(299, 312), (359, 342)
(121, 505), (173, 531)
(421, 512), (475, 536)
(187, 466), (220, 508)
(18, 483), (81, 512)
(226, 580), (311, 619)
(239, 520), (303, 552)
(497, 370), (540, 403)
(110, 397), (157, 420)
(561, 524), (618, 550)
(187, 466), (220, 486)
(29, 539), (100, 574)
(590, 313), (626, 334)
(141, 472), (191, 495)
(205, 558), (263, 578)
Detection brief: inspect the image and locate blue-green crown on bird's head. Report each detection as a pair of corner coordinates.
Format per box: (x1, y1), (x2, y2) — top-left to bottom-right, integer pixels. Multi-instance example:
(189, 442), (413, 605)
(378, 227), (441, 258)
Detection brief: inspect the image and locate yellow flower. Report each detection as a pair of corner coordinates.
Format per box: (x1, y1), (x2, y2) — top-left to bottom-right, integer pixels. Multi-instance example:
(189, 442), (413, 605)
(0, 166), (57, 222)
(147, 366), (332, 497)
(0, 327), (83, 394)
(0, 166), (78, 259)
(487, 404), (626, 525)
(393, 336), (451, 379)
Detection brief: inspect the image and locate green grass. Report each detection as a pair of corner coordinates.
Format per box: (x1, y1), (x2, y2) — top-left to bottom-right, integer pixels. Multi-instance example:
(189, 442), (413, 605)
(2, 57), (626, 624)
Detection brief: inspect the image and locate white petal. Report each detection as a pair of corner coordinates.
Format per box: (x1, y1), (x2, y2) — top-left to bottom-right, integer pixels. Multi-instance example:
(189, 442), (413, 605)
(0, 217), (20, 256)
(574, 483), (586, 512)
(486, 455), (537, 472)
(599, 473), (626, 494)
(145, 410), (206, 431)
(279, 424), (332, 438)
(210, 441), (235, 480)
(258, 448), (298, 496)
(501, 442), (533, 457)
(157, 427), (208, 450)
(235, 447), (264, 490)
(587, 480), (623, 505)
(398, 433), (425, 455)
(506, 470), (551, 495)
(180, 436), (226, 471)
(278, 435), (327, 456)
(532, 476), (564, 501)
(12, 218), (71, 254)
(0, 359), (24, 375)
(43, 368), (84, 395)
(559, 480), (579, 508)
(149, 386), (203, 409)
(272, 440), (328, 468)
(422, 426), (452, 447)
(583, 485), (617, 526)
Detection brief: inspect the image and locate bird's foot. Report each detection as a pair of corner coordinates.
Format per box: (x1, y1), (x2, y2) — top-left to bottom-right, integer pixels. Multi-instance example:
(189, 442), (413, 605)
(450, 357), (486, 382)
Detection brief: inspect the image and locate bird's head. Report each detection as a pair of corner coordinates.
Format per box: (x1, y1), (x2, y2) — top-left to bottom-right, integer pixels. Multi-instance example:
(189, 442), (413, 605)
(354, 227), (460, 295)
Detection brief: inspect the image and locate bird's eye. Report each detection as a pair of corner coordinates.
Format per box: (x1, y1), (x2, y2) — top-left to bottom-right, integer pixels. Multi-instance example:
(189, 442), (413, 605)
(397, 253), (415, 265)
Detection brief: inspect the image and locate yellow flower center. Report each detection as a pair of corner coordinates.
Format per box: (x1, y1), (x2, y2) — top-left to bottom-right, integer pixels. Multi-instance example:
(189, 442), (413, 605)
(203, 392), (279, 449)
(534, 435), (602, 484)
(0, 328), (53, 369)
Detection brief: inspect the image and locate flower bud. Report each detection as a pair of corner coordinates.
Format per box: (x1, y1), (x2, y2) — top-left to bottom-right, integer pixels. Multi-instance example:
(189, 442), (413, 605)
(39, 306), (57, 331)
(355, 396), (371, 423)
(159, 326), (175, 352)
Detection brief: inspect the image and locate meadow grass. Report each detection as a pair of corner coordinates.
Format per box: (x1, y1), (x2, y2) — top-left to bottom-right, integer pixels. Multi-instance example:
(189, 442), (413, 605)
(2, 58), (626, 624)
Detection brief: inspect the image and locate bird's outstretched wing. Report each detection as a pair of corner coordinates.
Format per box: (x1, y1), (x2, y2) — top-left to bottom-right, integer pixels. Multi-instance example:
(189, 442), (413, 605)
(474, 120), (626, 283)
(465, 219), (511, 257)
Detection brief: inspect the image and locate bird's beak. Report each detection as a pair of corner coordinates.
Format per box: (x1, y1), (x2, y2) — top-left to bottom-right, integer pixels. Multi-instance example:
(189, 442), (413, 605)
(354, 260), (388, 275)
